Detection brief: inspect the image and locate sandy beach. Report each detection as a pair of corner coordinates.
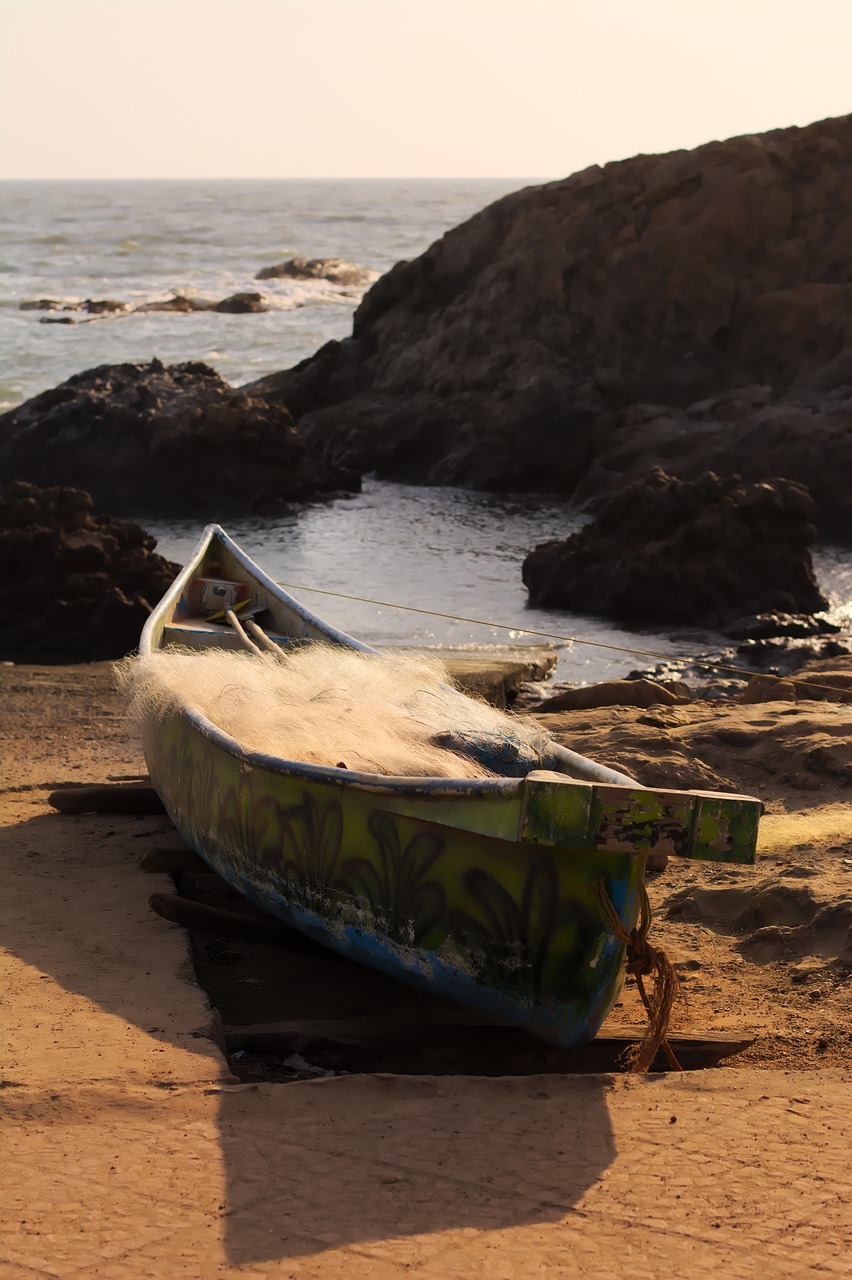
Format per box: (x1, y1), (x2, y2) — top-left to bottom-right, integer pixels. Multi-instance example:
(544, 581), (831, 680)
(2, 660), (849, 1278)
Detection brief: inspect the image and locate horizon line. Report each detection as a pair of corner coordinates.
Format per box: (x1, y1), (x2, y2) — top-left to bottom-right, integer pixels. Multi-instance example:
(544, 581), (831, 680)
(0, 174), (552, 184)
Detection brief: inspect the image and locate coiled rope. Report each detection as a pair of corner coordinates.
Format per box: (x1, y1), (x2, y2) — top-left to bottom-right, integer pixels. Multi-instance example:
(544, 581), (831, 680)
(593, 875), (682, 1074)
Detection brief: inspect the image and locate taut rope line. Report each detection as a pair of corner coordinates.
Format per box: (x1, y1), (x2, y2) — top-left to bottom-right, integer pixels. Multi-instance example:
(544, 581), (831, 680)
(277, 580), (846, 694)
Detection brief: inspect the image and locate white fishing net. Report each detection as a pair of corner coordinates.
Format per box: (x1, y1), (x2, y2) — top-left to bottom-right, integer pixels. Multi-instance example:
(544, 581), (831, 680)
(116, 645), (553, 779)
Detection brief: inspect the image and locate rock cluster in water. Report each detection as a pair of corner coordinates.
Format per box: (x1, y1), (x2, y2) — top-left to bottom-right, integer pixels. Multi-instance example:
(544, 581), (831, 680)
(255, 256), (376, 286)
(521, 469), (828, 625)
(0, 481), (180, 662)
(246, 114), (852, 542)
(21, 256), (377, 322)
(22, 292), (271, 320)
(0, 359), (360, 518)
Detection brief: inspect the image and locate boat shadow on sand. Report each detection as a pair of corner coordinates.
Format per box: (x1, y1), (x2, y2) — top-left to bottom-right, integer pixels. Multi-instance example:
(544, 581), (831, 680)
(3, 805), (617, 1265)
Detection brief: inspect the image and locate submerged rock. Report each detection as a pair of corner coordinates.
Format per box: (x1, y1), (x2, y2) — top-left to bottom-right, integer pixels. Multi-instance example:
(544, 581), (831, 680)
(19, 298), (65, 311)
(20, 298), (128, 313)
(725, 612), (841, 640)
(255, 256), (375, 286)
(214, 291), (268, 313)
(521, 469), (828, 626)
(133, 295), (209, 313)
(0, 481), (179, 662)
(25, 293), (270, 316)
(246, 114), (852, 541)
(0, 359), (360, 519)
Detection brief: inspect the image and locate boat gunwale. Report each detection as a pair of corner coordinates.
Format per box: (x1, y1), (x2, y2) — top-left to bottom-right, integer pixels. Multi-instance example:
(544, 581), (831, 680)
(139, 523), (531, 798)
(165, 700), (528, 798)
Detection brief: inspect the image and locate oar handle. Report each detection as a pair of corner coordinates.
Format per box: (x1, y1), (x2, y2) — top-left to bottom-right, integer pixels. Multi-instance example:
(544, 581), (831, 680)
(545, 742), (638, 787)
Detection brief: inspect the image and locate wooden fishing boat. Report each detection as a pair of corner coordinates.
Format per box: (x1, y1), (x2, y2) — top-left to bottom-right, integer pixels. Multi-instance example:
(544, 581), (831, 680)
(138, 524), (761, 1048)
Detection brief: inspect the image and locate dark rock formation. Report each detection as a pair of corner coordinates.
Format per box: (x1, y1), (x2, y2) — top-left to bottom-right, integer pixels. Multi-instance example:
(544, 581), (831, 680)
(133, 295), (210, 313)
(19, 299), (65, 311)
(20, 298), (128, 313)
(255, 256), (374, 286)
(0, 481), (180, 662)
(81, 299), (128, 314)
(726, 612), (841, 640)
(214, 292), (268, 313)
(23, 294), (270, 316)
(521, 469), (828, 626)
(0, 359), (360, 519)
(245, 114), (852, 541)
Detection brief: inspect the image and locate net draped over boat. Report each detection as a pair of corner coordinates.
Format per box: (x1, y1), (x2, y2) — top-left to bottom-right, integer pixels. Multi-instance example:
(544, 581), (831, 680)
(117, 645), (554, 779)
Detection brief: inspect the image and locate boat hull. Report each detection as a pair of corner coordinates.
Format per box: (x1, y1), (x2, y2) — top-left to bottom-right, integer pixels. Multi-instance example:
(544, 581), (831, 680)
(136, 523), (761, 1049)
(145, 710), (644, 1047)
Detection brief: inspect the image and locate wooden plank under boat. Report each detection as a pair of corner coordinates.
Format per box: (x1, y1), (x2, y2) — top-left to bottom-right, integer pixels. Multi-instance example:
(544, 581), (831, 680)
(137, 524), (762, 1049)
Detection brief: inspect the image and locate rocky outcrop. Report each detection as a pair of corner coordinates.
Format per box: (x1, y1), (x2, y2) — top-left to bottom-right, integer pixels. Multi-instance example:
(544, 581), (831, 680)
(531, 668), (852, 797)
(23, 293), (270, 317)
(137, 292), (269, 314)
(134, 296), (212, 313)
(255, 256), (375, 286)
(742, 667), (852, 704)
(214, 292), (268, 313)
(0, 359), (360, 519)
(245, 115), (852, 541)
(21, 298), (130, 314)
(0, 482), (179, 662)
(521, 469), (828, 626)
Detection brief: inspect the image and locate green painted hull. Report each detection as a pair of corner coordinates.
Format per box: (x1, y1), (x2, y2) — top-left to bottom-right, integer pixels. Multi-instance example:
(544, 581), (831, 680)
(138, 525), (761, 1048)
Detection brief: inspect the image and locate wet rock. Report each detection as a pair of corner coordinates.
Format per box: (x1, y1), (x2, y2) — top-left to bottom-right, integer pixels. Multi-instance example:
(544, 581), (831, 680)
(246, 115), (852, 540)
(81, 299), (128, 314)
(255, 256), (374, 286)
(19, 298), (66, 311)
(215, 292), (268, 313)
(726, 612), (841, 640)
(521, 469), (828, 626)
(26, 293), (270, 317)
(22, 298), (127, 315)
(0, 359), (361, 518)
(0, 481), (180, 662)
(733, 635), (852, 675)
(134, 295), (210, 313)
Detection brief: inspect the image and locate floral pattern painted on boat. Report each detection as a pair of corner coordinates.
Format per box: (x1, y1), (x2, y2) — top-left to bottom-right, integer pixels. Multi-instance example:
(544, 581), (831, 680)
(342, 810), (447, 945)
(145, 712), (645, 1045)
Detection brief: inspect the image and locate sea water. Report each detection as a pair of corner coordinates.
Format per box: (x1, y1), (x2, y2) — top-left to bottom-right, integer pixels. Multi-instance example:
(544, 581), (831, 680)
(1, 179), (849, 682)
(0, 178), (526, 408)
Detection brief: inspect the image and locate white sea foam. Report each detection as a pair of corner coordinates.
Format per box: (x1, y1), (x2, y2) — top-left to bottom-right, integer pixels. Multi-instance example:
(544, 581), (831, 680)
(117, 645), (551, 778)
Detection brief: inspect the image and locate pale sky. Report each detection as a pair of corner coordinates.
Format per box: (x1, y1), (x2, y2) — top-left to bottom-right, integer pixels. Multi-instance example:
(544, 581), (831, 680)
(1, 0), (849, 179)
